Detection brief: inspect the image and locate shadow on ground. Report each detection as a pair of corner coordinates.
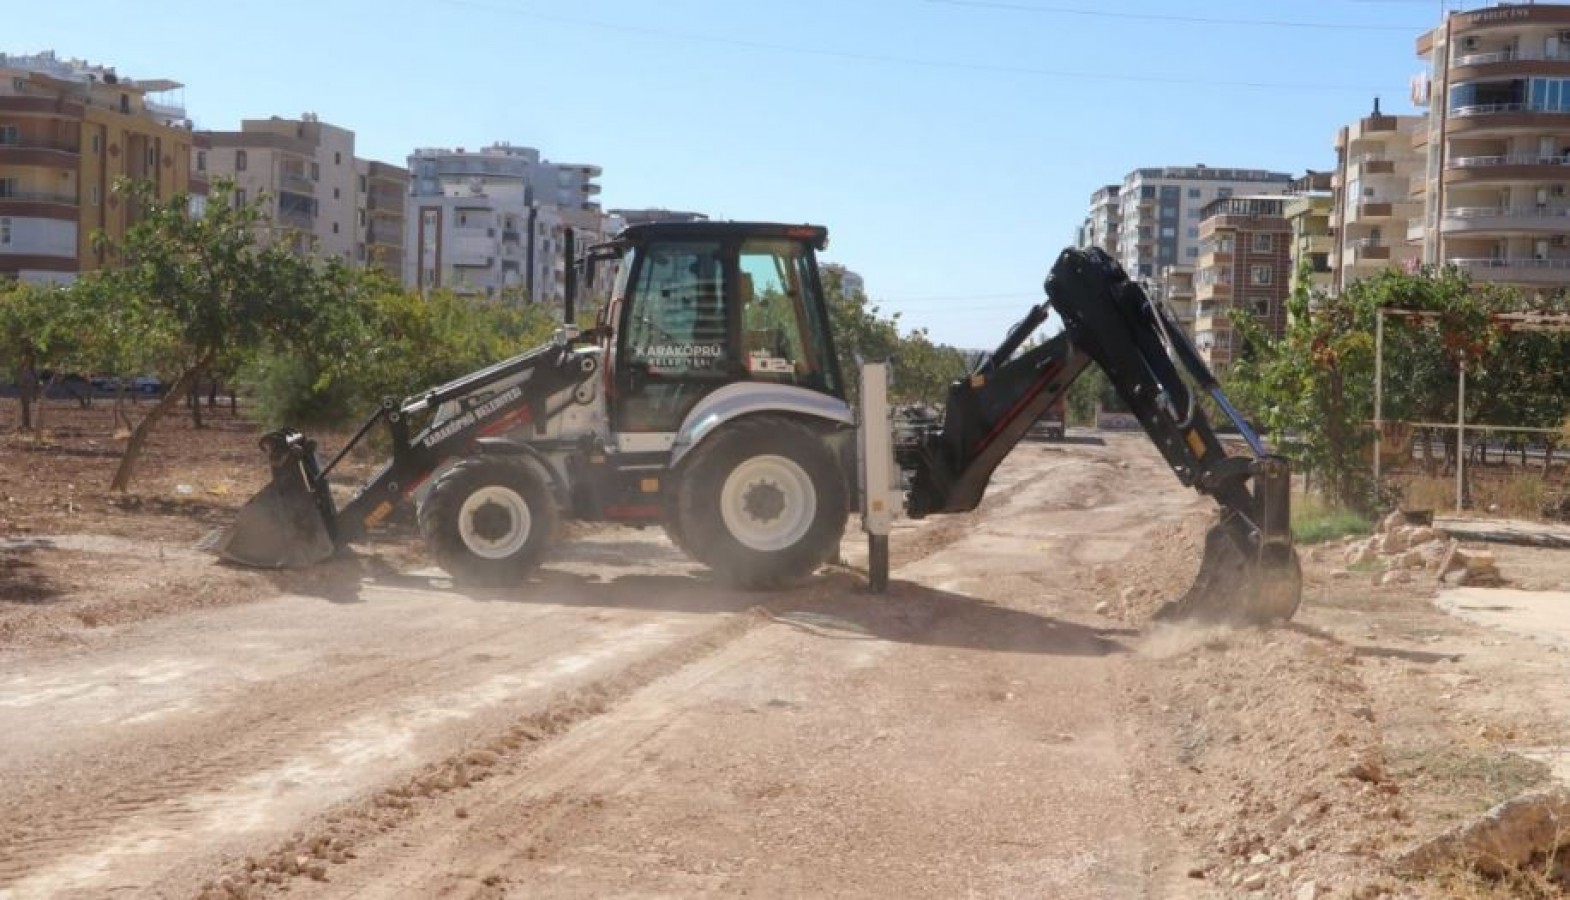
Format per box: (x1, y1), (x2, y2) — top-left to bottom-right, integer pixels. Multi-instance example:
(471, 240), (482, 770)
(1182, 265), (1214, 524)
(256, 546), (1133, 659)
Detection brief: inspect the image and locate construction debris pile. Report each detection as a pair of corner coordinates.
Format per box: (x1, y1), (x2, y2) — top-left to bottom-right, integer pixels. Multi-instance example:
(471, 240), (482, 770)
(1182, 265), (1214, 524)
(1338, 511), (1504, 587)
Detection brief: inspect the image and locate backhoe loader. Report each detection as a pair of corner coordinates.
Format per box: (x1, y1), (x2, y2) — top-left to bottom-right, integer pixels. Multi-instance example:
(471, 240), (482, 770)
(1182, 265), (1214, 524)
(215, 222), (1300, 623)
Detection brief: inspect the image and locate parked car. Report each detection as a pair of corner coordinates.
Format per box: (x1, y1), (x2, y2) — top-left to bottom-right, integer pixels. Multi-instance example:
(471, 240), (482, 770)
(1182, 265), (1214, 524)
(132, 375), (164, 394)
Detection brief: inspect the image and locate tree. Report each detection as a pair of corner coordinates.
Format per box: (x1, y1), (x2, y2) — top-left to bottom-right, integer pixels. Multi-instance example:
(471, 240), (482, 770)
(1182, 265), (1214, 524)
(1228, 263), (1570, 512)
(820, 266), (969, 407)
(93, 178), (326, 491)
(0, 281), (92, 431)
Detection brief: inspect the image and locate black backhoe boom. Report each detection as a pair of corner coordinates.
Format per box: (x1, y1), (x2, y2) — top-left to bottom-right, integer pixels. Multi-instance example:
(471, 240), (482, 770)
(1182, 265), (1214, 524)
(900, 246), (1300, 624)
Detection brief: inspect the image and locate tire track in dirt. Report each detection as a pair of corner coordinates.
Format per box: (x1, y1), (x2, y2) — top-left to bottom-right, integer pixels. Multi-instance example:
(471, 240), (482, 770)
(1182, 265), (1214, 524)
(0, 568), (765, 898)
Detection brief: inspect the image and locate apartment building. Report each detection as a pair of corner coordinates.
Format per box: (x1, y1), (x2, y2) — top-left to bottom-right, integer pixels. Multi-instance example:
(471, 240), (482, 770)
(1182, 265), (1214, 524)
(0, 51), (200, 283)
(404, 143), (612, 304)
(357, 159), (408, 277)
(1114, 165), (1293, 282)
(1330, 104), (1424, 292)
(820, 262), (866, 299)
(1285, 192), (1335, 297)
(1193, 196), (1295, 371)
(1412, 3), (1570, 295)
(1157, 264), (1197, 331)
(201, 115), (351, 259)
(1075, 184), (1120, 257)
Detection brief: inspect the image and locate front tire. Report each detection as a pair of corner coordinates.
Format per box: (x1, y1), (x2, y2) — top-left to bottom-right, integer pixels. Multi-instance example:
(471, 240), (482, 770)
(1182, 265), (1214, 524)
(675, 416), (848, 590)
(419, 457), (557, 587)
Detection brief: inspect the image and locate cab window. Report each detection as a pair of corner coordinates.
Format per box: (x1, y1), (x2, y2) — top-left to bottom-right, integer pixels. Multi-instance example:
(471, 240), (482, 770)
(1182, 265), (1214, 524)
(622, 241), (729, 377)
(738, 238), (840, 395)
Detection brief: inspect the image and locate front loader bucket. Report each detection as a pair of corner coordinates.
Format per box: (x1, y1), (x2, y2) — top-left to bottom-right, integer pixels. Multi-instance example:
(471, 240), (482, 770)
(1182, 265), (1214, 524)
(214, 431), (337, 569)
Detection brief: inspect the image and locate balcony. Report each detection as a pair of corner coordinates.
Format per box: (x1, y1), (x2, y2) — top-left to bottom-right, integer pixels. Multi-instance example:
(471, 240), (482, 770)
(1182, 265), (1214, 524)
(0, 137), (81, 169)
(1455, 48), (1570, 66)
(1445, 152), (1570, 185)
(1448, 257), (1570, 285)
(278, 172), (314, 194)
(1448, 104), (1570, 135)
(1349, 153), (1397, 176)
(0, 189), (77, 206)
(1349, 238), (1392, 262)
(1442, 205), (1570, 234)
(275, 208), (313, 230)
(1298, 233), (1333, 254)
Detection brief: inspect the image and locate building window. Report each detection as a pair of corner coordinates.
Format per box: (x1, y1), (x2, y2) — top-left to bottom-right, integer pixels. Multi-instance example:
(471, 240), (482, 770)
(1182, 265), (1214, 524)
(332, 222), (339, 234)
(236, 150), (248, 171)
(89, 184), (99, 206)
(1187, 187), (1201, 199)
(334, 151), (342, 165)
(91, 134), (101, 154)
(0, 126), (16, 146)
(359, 174), (367, 193)
(1251, 297), (1271, 316)
(1252, 233), (1273, 252)
(311, 162), (320, 181)
(1250, 265), (1273, 285)
(235, 188), (247, 208)
(1217, 187), (1233, 199)
(1187, 226), (1199, 238)
(1186, 246), (1199, 258)
(0, 217), (10, 245)
(1160, 225), (1176, 238)
(0, 178), (16, 198)
(333, 187), (340, 199)
(357, 209), (366, 226)
(196, 150), (206, 172)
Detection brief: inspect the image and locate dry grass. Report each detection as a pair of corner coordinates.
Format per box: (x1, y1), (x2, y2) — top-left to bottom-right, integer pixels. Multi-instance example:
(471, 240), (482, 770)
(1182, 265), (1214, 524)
(1402, 473), (1558, 519)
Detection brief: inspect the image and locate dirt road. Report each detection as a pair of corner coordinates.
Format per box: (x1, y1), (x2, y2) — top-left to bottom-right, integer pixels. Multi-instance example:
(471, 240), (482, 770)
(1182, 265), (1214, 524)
(5, 433), (1570, 899)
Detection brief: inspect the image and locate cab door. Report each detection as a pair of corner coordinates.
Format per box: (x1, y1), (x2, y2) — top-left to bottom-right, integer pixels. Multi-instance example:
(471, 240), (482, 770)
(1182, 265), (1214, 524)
(614, 240), (739, 433)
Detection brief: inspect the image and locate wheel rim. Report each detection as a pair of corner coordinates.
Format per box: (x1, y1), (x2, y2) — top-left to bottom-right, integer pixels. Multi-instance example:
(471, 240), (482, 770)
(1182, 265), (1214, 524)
(719, 454), (817, 553)
(458, 485), (532, 559)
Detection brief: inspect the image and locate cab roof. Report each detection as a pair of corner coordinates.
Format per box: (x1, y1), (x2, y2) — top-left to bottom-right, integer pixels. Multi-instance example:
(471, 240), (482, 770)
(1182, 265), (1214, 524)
(616, 221), (828, 251)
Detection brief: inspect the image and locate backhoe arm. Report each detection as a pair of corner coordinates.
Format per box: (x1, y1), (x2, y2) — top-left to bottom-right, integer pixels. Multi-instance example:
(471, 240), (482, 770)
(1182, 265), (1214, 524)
(899, 246), (1300, 623)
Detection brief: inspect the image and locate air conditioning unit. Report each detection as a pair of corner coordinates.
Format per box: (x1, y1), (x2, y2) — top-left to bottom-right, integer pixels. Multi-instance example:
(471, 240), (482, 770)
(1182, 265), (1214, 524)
(1461, 36), (1480, 51)
(1554, 185), (1568, 198)
(1554, 235), (1568, 248)
(1558, 30), (1570, 43)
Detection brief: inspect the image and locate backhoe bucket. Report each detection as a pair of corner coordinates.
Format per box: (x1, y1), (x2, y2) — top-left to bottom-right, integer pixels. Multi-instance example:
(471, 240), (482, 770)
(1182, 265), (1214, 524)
(214, 431), (337, 569)
(1154, 456), (1302, 626)
(1154, 523), (1302, 625)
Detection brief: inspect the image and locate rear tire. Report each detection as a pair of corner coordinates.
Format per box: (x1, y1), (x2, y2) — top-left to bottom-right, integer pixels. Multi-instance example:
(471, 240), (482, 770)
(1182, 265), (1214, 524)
(419, 457), (557, 587)
(674, 416), (848, 590)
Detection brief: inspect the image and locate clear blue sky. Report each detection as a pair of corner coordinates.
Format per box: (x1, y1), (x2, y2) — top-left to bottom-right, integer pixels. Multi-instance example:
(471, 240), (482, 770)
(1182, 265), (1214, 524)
(11, 0), (1456, 348)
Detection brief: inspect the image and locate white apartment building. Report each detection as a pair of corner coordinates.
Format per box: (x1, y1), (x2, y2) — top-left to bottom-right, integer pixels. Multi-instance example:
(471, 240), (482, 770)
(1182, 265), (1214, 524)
(1075, 184), (1121, 258)
(404, 143), (612, 305)
(1412, 3), (1570, 295)
(1113, 166), (1294, 282)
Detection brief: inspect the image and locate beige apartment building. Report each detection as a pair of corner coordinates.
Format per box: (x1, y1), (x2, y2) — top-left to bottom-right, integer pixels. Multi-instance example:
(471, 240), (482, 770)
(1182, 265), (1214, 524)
(1413, 3), (1570, 294)
(1330, 104), (1424, 292)
(200, 114), (406, 276)
(1285, 192), (1334, 297)
(0, 52), (201, 283)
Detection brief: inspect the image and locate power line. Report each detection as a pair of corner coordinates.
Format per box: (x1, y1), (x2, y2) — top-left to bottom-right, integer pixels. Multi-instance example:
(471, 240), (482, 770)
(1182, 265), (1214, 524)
(435, 0), (1395, 92)
(920, 0), (1425, 31)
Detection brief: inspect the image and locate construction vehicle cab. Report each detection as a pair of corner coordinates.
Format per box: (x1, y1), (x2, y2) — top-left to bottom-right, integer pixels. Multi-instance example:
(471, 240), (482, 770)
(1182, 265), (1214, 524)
(216, 222), (1302, 625)
(599, 222), (845, 436)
